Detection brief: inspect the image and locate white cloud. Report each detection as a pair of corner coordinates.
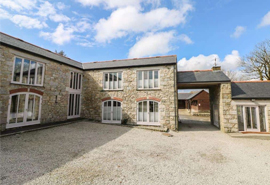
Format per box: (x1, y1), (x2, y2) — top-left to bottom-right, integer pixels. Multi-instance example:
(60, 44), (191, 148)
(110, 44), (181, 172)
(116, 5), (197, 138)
(177, 50), (241, 71)
(37, 1), (70, 22)
(94, 1), (193, 43)
(77, 41), (94, 47)
(128, 31), (176, 58)
(11, 15), (47, 29)
(39, 23), (74, 45)
(0, 0), (36, 11)
(0, 8), (11, 19)
(75, 21), (92, 32)
(75, 0), (160, 9)
(57, 2), (66, 10)
(179, 34), (193, 44)
(258, 11), (270, 27)
(230, 26), (246, 38)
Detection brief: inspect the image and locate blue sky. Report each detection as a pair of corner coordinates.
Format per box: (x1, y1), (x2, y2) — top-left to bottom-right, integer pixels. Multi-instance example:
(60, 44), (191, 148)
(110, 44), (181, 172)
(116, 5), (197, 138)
(0, 0), (270, 71)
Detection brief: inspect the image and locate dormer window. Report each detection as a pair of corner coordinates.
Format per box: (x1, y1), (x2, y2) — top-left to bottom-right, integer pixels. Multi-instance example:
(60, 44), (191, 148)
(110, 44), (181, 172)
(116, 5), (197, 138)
(12, 57), (45, 86)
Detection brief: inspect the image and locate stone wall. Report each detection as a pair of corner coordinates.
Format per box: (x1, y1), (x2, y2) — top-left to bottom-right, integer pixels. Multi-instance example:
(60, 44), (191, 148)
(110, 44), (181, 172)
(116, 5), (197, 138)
(0, 45), (83, 130)
(81, 65), (178, 130)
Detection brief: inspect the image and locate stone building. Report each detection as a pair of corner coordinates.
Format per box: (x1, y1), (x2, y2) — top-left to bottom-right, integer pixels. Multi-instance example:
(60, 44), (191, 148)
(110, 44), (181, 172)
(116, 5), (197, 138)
(1, 32), (269, 133)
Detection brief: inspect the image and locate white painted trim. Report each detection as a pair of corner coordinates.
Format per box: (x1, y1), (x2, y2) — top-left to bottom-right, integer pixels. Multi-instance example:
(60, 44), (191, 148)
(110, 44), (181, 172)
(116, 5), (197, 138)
(101, 100), (122, 124)
(103, 71), (123, 90)
(243, 106), (260, 132)
(6, 92), (42, 129)
(136, 100), (160, 126)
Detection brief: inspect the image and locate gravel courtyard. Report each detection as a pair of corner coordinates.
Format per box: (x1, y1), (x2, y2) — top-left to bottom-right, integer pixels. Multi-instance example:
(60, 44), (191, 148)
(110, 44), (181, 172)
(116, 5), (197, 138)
(1, 121), (270, 185)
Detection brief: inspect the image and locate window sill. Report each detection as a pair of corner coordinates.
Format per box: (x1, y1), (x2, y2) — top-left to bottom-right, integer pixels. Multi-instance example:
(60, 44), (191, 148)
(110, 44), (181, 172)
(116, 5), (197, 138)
(137, 88), (161, 91)
(10, 82), (45, 88)
(101, 89), (124, 92)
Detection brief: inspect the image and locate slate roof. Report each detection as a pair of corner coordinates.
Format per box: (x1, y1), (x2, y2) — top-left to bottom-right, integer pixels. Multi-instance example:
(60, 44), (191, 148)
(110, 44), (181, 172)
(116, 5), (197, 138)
(0, 32), (177, 70)
(231, 82), (270, 99)
(177, 70), (231, 83)
(0, 32), (83, 69)
(82, 55), (177, 70)
(178, 90), (206, 100)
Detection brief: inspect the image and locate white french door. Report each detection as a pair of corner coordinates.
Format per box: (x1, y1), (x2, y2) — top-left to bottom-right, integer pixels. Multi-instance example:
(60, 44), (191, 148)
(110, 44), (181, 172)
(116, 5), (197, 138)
(7, 93), (42, 128)
(68, 93), (81, 119)
(102, 100), (122, 124)
(243, 106), (260, 132)
(137, 100), (159, 125)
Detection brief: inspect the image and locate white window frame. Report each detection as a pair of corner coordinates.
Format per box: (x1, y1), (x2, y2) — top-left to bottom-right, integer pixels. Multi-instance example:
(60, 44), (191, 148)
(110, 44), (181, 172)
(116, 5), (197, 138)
(69, 72), (83, 91)
(242, 106), (260, 132)
(103, 71), (123, 90)
(102, 100), (122, 124)
(11, 56), (45, 86)
(137, 100), (160, 126)
(67, 93), (81, 119)
(137, 70), (160, 89)
(6, 92), (42, 129)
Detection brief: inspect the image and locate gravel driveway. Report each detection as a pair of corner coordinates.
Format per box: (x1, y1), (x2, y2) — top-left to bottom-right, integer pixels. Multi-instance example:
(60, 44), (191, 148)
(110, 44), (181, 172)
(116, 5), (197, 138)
(1, 121), (270, 185)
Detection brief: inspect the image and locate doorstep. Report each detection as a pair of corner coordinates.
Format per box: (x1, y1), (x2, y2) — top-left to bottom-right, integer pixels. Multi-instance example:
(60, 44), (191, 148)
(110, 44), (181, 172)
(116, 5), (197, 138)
(228, 132), (270, 140)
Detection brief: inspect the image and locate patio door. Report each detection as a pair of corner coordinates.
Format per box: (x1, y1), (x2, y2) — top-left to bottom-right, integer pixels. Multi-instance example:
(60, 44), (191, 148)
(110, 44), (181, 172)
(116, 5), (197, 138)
(7, 93), (42, 128)
(137, 100), (159, 125)
(243, 106), (260, 132)
(102, 100), (122, 124)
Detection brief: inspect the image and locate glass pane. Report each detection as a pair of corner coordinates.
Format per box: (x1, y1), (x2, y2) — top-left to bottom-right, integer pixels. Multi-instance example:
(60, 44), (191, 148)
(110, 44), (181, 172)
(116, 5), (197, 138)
(117, 102), (121, 120)
(113, 101), (117, 120)
(17, 94), (26, 123)
(103, 102), (107, 120)
(149, 71), (153, 88)
(74, 94), (78, 115)
(138, 102), (142, 122)
(237, 106), (244, 131)
(259, 106), (266, 132)
(36, 63), (43, 85)
(33, 96), (40, 121)
(27, 94), (34, 121)
(77, 94), (80, 115)
(143, 101), (147, 122)
(144, 71), (148, 88)
(73, 72), (76, 89)
(107, 101), (111, 120)
(70, 72), (73, 88)
(251, 107), (257, 129)
(113, 73), (117, 89)
(22, 59), (30, 84)
(149, 101), (154, 122)
(104, 73), (108, 89)
(9, 95), (19, 123)
(138, 71), (142, 88)
(79, 74), (81, 89)
(154, 102), (158, 122)
(109, 73), (113, 89)
(13, 57), (22, 82)
(245, 107), (251, 129)
(76, 73), (79, 89)
(71, 94), (74, 115)
(29, 61), (36, 84)
(154, 71), (158, 88)
(68, 94), (72, 116)
(118, 72), (122, 89)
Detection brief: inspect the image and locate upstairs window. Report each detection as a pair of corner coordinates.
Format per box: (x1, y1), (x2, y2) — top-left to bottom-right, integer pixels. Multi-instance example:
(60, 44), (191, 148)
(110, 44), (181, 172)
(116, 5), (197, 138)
(137, 70), (159, 89)
(12, 57), (44, 86)
(103, 72), (123, 90)
(70, 72), (82, 90)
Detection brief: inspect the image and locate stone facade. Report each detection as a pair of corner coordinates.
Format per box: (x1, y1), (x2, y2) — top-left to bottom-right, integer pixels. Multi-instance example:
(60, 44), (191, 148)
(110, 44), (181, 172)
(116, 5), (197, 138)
(0, 45), (83, 130)
(81, 65), (178, 130)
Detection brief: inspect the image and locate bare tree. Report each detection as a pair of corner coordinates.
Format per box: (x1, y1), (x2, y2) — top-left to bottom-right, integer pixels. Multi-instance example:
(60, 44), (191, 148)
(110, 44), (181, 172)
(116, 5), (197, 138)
(55, 50), (67, 57)
(222, 69), (247, 81)
(241, 40), (270, 80)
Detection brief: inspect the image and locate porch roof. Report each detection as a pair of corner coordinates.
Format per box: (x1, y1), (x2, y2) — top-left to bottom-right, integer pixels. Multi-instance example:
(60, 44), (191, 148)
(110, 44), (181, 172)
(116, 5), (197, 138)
(231, 81), (270, 99)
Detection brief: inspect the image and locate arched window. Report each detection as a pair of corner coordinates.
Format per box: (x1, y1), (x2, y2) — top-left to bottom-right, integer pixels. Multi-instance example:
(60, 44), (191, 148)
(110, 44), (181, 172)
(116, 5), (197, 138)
(7, 92), (42, 128)
(137, 100), (159, 125)
(102, 100), (122, 124)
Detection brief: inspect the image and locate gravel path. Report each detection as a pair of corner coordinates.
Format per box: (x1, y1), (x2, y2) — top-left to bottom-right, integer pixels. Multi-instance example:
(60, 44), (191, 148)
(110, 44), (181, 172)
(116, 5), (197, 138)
(1, 121), (270, 185)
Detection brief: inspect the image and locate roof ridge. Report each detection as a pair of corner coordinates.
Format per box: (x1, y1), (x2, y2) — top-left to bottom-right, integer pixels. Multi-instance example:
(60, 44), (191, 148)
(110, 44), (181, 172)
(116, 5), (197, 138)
(0, 32), (82, 65)
(179, 69), (213, 73)
(83, 55), (177, 64)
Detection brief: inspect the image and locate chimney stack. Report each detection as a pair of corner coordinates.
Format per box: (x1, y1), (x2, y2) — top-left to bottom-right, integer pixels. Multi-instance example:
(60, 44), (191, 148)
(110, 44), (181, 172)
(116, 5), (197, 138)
(212, 66), (221, 71)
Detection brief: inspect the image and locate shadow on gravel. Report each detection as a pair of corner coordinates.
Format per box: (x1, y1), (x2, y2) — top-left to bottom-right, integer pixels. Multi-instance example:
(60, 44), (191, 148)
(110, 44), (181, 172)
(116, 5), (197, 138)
(0, 122), (131, 185)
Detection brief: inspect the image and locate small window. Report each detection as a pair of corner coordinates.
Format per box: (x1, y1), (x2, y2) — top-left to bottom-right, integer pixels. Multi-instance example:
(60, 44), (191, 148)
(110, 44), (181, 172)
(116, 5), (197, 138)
(69, 72), (82, 90)
(12, 57), (44, 86)
(103, 72), (123, 90)
(137, 70), (159, 89)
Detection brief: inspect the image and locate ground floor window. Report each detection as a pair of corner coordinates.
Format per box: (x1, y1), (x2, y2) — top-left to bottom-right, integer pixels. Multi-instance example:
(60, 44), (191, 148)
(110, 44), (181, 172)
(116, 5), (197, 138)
(68, 93), (81, 118)
(7, 93), (42, 128)
(137, 100), (159, 125)
(102, 100), (122, 123)
(237, 105), (268, 132)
